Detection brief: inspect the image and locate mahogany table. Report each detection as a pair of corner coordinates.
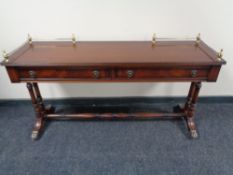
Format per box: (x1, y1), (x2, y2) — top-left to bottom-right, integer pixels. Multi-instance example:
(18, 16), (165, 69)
(1, 38), (226, 140)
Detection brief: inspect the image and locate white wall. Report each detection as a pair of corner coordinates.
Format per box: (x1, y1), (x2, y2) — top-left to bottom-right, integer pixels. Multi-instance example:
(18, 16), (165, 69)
(0, 0), (232, 99)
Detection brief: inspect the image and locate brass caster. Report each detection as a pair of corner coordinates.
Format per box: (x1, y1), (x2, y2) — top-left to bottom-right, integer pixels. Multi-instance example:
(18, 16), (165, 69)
(190, 130), (198, 139)
(31, 131), (39, 140)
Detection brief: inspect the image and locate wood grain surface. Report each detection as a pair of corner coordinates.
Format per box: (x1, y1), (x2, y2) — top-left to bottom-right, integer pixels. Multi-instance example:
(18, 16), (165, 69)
(3, 40), (225, 67)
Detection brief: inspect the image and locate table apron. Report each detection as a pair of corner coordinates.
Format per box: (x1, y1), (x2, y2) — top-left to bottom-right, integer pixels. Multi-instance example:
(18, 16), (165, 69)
(6, 65), (221, 83)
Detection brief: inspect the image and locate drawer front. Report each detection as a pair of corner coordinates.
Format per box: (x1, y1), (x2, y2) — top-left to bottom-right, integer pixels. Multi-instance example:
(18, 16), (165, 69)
(13, 66), (211, 82)
(115, 68), (209, 80)
(18, 68), (111, 80)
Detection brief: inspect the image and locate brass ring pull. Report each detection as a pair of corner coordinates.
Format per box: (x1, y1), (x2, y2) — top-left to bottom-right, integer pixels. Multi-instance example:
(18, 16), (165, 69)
(29, 70), (36, 78)
(127, 70), (134, 78)
(93, 70), (100, 78)
(191, 70), (197, 77)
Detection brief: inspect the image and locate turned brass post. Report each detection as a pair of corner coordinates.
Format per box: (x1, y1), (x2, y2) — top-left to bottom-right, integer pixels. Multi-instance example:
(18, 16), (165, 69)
(2, 50), (9, 63)
(217, 49), (223, 61)
(152, 33), (156, 46)
(28, 34), (32, 45)
(195, 33), (201, 46)
(72, 34), (76, 45)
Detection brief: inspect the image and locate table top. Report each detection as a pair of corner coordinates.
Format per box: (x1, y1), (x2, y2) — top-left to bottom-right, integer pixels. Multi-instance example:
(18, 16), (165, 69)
(2, 40), (225, 67)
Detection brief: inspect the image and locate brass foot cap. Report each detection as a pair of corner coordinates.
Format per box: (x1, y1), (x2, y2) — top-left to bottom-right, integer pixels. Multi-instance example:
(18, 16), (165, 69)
(190, 130), (198, 138)
(31, 131), (39, 140)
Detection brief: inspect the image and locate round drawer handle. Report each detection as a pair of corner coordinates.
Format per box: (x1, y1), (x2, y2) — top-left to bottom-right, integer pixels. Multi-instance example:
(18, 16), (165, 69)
(127, 70), (134, 78)
(191, 70), (197, 77)
(93, 70), (100, 78)
(29, 70), (36, 78)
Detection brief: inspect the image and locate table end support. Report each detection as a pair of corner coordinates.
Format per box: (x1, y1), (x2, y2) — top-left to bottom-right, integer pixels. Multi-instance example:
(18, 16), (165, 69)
(183, 82), (202, 139)
(27, 82), (50, 140)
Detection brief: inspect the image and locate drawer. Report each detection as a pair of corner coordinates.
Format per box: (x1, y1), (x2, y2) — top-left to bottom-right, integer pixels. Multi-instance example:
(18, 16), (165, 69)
(115, 68), (209, 80)
(18, 68), (111, 80)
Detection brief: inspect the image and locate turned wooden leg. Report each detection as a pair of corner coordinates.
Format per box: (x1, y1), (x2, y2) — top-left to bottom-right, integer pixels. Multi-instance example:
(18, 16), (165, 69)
(27, 83), (45, 140)
(32, 83), (45, 111)
(32, 83), (55, 114)
(184, 82), (202, 138)
(173, 82), (196, 113)
(184, 82), (196, 112)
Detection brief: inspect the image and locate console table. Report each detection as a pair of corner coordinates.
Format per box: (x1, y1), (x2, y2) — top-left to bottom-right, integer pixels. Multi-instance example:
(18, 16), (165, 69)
(1, 34), (226, 140)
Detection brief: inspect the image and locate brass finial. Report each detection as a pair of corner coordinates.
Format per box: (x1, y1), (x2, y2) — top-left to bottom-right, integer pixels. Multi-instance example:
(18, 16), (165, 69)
(2, 50), (9, 63)
(27, 34), (32, 45)
(217, 49), (223, 61)
(152, 33), (156, 46)
(195, 33), (201, 45)
(72, 34), (76, 45)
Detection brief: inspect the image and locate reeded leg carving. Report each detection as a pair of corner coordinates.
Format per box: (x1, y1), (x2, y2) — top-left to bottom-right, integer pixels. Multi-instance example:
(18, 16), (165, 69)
(184, 82), (202, 138)
(27, 83), (46, 140)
